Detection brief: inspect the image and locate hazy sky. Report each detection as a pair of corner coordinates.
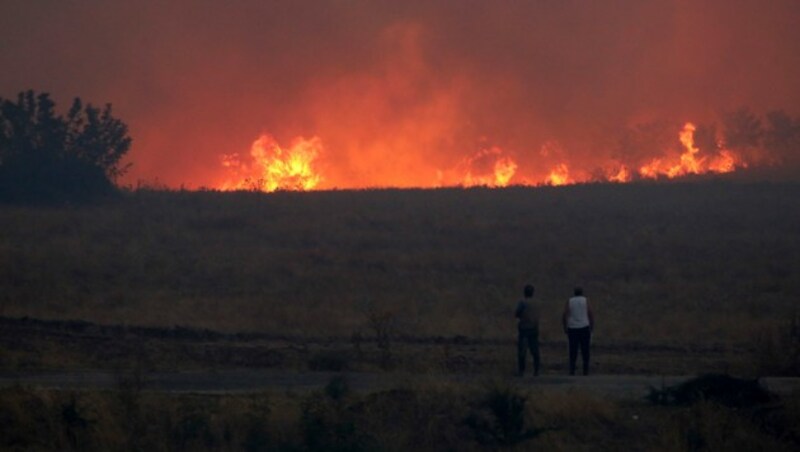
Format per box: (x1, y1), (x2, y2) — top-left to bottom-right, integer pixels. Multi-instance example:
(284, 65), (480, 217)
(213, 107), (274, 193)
(2, 0), (799, 188)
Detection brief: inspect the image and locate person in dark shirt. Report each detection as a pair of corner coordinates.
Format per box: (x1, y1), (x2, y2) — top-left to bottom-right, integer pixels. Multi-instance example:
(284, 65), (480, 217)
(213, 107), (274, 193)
(515, 284), (540, 376)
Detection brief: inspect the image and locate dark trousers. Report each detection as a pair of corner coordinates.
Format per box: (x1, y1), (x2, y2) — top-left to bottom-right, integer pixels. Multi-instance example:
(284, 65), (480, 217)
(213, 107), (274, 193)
(517, 328), (540, 376)
(567, 326), (591, 375)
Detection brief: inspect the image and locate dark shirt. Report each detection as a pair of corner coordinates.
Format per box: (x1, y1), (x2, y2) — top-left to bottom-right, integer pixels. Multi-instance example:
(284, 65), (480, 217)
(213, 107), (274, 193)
(515, 298), (539, 330)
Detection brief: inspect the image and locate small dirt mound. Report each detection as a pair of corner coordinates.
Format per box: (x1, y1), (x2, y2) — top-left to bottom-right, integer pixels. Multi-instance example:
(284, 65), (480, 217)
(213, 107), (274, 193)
(648, 374), (776, 408)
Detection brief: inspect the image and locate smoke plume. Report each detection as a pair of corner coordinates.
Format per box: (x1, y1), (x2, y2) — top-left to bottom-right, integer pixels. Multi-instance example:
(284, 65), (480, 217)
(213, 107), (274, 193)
(2, 0), (799, 188)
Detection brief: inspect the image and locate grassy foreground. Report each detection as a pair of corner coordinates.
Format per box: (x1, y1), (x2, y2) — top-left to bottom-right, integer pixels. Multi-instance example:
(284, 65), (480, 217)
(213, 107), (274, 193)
(1, 377), (798, 451)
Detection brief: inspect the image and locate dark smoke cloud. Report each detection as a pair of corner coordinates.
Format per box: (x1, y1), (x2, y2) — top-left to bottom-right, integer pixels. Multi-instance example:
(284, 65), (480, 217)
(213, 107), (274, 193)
(1, 0), (798, 187)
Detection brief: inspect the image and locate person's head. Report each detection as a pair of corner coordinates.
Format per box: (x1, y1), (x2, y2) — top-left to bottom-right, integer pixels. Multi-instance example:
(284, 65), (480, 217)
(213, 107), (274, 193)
(574, 286), (583, 296)
(524, 284), (535, 298)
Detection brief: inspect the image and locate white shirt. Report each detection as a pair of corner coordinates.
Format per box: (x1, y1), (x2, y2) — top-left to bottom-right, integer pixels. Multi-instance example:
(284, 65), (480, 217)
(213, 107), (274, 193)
(566, 296), (590, 329)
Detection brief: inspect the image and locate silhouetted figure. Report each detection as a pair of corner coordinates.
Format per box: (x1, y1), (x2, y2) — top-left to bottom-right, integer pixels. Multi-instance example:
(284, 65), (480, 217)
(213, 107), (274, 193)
(515, 284), (540, 376)
(562, 287), (594, 375)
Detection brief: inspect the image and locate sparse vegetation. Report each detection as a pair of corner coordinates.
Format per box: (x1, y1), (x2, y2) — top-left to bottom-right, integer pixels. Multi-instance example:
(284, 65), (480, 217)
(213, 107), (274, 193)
(0, 379), (797, 451)
(464, 381), (553, 446)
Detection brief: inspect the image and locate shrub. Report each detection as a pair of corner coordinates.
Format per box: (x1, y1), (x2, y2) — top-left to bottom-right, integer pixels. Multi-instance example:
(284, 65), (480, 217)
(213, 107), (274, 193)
(647, 374), (776, 408)
(300, 381), (373, 452)
(754, 314), (800, 376)
(464, 382), (551, 447)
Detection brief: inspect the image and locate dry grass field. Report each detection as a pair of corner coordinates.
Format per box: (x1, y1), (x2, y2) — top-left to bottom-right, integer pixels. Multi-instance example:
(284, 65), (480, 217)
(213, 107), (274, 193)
(0, 181), (798, 376)
(2, 181), (800, 450)
(2, 182), (798, 342)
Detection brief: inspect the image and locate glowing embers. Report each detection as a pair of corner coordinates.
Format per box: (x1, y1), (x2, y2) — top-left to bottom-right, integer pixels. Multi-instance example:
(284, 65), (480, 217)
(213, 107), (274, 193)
(220, 135), (322, 192)
(638, 122), (743, 179)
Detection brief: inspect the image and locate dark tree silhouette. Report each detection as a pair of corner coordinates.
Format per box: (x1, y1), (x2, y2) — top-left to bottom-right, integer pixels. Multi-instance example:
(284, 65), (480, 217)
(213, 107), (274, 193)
(764, 110), (800, 167)
(692, 123), (719, 154)
(722, 107), (763, 150)
(0, 90), (131, 203)
(615, 120), (675, 166)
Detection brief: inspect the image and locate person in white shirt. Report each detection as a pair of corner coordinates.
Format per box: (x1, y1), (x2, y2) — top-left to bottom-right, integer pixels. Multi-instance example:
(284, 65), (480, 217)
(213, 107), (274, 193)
(562, 287), (594, 375)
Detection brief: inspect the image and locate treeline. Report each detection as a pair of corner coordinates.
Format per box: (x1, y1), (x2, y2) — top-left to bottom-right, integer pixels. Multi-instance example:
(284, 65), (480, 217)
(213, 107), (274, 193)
(617, 107), (800, 168)
(0, 90), (131, 203)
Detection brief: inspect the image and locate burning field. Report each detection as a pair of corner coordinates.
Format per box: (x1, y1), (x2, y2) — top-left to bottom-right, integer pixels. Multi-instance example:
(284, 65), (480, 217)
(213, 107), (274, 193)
(216, 119), (767, 191)
(2, 2), (800, 449)
(3, 1), (799, 192)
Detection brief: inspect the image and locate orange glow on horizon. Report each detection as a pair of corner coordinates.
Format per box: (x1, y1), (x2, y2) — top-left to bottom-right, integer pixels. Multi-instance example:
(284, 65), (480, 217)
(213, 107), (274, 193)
(216, 121), (751, 192)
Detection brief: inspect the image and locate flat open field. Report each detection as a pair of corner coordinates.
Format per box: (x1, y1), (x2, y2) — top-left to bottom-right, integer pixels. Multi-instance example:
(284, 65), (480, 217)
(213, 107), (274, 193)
(2, 182), (800, 451)
(1, 182), (799, 375)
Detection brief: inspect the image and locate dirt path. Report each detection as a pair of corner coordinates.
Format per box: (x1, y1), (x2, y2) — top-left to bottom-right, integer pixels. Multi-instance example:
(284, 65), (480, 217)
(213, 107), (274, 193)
(3, 316), (794, 400)
(2, 370), (798, 399)
(0, 316), (757, 377)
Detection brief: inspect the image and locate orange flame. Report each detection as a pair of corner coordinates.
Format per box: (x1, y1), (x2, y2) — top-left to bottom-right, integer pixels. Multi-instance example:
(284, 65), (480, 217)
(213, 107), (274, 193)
(607, 165), (632, 183)
(219, 135), (322, 192)
(493, 157), (518, 186)
(456, 147), (518, 187)
(638, 122), (742, 179)
(214, 120), (751, 191)
(708, 149), (739, 173)
(546, 163), (572, 186)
